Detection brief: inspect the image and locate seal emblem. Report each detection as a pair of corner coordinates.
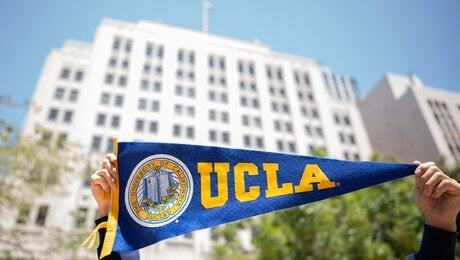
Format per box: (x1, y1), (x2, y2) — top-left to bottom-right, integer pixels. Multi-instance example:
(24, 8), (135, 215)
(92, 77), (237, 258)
(125, 154), (193, 227)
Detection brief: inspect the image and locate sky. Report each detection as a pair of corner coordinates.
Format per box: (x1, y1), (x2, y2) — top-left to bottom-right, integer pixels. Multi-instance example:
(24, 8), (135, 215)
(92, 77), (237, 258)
(1, 0), (459, 127)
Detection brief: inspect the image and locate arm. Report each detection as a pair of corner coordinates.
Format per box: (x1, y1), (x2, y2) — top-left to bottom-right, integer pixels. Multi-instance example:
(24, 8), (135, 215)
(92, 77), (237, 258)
(411, 161), (460, 259)
(91, 154), (121, 260)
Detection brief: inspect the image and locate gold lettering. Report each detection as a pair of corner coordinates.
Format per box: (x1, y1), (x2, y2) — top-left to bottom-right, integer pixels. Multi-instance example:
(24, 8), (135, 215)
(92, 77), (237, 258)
(234, 163), (260, 202)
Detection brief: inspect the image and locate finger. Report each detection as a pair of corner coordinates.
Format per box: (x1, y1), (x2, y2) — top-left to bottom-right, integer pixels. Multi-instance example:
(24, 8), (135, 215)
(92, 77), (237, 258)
(415, 161), (435, 176)
(432, 178), (452, 198)
(106, 153), (117, 163)
(413, 160), (421, 165)
(91, 174), (110, 192)
(97, 169), (116, 189)
(416, 165), (438, 192)
(423, 170), (446, 197)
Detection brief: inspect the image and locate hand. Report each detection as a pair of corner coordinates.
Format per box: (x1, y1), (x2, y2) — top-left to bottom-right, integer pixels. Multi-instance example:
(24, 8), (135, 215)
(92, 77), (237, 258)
(91, 154), (118, 218)
(413, 161), (460, 232)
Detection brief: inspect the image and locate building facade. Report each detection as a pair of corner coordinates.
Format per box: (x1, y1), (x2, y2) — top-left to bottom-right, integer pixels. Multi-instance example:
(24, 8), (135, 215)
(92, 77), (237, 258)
(359, 72), (460, 168)
(17, 18), (372, 259)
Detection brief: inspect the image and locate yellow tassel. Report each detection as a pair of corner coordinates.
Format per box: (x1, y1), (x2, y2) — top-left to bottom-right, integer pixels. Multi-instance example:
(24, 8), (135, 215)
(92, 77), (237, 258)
(81, 221), (108, 249)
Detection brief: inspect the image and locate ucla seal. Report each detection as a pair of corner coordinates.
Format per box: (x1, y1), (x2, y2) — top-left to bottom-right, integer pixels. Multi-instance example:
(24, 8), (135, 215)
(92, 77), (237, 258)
(125, 154), (193, 227)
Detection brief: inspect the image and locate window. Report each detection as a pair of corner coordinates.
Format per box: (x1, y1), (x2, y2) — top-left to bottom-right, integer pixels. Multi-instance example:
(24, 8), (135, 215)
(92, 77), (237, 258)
(186, 127), (194, 139)
(125, 40), (132, 52)
(209, 57), (214, 67)
(138, 98), (147, 110)
(221, 93), (228, 103)
(60, 68), (70, 79)
(176, 69), (183, 78)
(149, 121), (158, 133)
(219, 58), (225, 69)
(75, 71), (84, 81)
(63, 111), (73, 123)
(54, 88), (65, 100)
(156, 66), (162, 75)
(209, 110), (216, 121)
(111, 116), (120, 128)
(118, 76), (127, 87)
(48, 109), (59, 121)
(115, 95), (124, 107)
(189, 53), (195, 64)
(316, 127), (323, 137)
(157, 46), (164, 58)
(154, 82), (162, 92)
(173, 125), (181, 137)
(305, 125), (311, 135)
(188, 88), (195, 98)
(277, 69), (283, 80)
(122, 60), (129, 69)
(222, 112), (229, 123)
(238, 62), (243, 73)
(146, 45), (152, 56)
(267, 68), (272, 79)
(343, 116), (351, 126)
(244, 135), (251, 146)
(252, 99), (259, 108)
(303, 73), (310, 85)
(135, 119), (145, 132)
(339, 133), (345, 143)
(113, 38), (120, 50)
(178, 50), (184, 62)
(248, 64), (254, 75)
(282, 104), (290, 113)
(334, 114), (340, 124)
(209, 91), (216, 101)
(106, 138), (114, 153)
(105, 73), (114, 84)
(96, 113), (106, 126)
(285, 122), (293, 133)
(75, 207), (88, 228)
(16, 204), (31, 224)
(35, 205), (49, 226)
(141, 80), (149, 90)
(277, 140), (283, 151)
(242, 115), (249, 126)
(188, 72), (195, 80)
(144, 64), (151, 73)
(241, 97), (247, 106)
(222, 132), (230, 144)
(288, 142), (296, 153)
(151, 100), (160, 112)
(92, 136), (102, 151)
(175, 85), (183, 96)
(256, 137), (264, 148)
(187, 107), (195, 117)
(209, 130), (217, 142)
(69, 90), (79, 102)
(109, 58), (117, 67)
(209, 75), (215, 84)
(175, 104), (182, 115)
(311, 109), (318, 119)
(349, 134), (356, 145)
(101, 93), (110, 105)
(274, 120), (281, 131)
(254, 117), (262, 128)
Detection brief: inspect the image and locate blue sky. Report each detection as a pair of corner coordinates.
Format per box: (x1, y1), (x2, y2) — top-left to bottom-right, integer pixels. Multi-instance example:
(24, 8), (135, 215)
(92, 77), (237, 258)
(1, 0), (459, 127)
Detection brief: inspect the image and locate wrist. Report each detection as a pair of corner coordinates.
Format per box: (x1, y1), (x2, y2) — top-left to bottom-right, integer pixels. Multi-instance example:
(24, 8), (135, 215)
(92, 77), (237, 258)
(97, 203), (110, 218)
(424, 217), (457, 232)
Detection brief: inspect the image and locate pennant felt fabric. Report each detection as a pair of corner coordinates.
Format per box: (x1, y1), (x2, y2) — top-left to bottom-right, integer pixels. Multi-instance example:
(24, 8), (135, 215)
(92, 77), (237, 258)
(95, 140), (417, 257)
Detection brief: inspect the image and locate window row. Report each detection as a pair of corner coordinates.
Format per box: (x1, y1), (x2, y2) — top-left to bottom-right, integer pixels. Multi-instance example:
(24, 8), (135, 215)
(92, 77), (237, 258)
(300, 106), (319, 119)
(333, 113), (352, 126)
(105, 73), (128, 87)
(173, 124), (195, 139)
(304, 125), (323, 138)
(112, 37), (133, 53)
(145, 43), (164, 58)
(209, 90), (228, 104)
(338, 132), (356, 145)
(343, 151), (360, 161)
(209, 130), (231, 144)
(293, 71), (311, 86)
(240, 96), (260, 109)
(142, 64), (163, 75)
(138, 98), (160, 112)
(177, 69), (195, 81)
(100, 92), (124, 107)
(135, 119), (159, 134)
(243, 135), (264, 149)
(237, 60), (255, 75)
(239, 80), (257, 92)
(274, 120), (293, 133)
(276, 139), (296, 153)
(209, 55), (226, 70)
(48, 108), (73, 123)
(96, 113), (121, 129)
(241, 115), (262, 128)
(271, 101), (290, 114)
(108, 57), (129, 70)
(16, 204), (49, 227)
(178, 49), (195, 64)
(92, 136), (115, 153)
(209, 109), (229, 123)
(54, 87), (79, 102)
(175, 85), (196, 98)
(60, 67), (84, 82)
(175, 104), (195, 117)
(209, 75), (226, 86)
(140, 79), (162, 92)
(266, 66), (284, 81)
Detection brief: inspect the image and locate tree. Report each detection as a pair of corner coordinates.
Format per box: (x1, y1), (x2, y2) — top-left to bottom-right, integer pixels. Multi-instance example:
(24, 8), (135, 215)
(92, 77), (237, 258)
(0, 96), (86, 258)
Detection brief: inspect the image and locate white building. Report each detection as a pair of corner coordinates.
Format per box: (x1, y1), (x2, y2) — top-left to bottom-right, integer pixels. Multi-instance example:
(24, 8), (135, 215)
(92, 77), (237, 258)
(359, 72), (460, 168)
(17, 18), (372, 259)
